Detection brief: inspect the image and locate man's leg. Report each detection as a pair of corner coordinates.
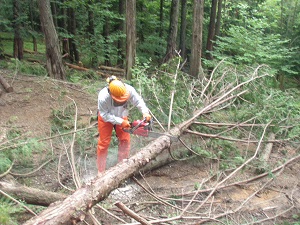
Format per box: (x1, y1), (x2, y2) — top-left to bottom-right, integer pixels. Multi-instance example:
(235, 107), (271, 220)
(97, 115), (113, 173)
(115, 124), (130, 162)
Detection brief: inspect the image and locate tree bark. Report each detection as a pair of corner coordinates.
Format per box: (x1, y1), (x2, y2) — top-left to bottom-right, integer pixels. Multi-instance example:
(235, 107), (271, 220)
(87, 0), (97, 67)
(125, 0), (136, 80)
(190, 0), (204, 79)
(28, 0), (38, 52)
(103, 1), (111, 67)
(13, 0), (24, 60)
(214, 0), (223, 40)
(0, 181), (67, 207)
(163, 0), (180, 63)
(179, 0), (187, 60)
(206, 0), (217, 60)
(50, 1), (58, 28)
(117, 0), (125, 66)
(0, 75), (14, 92)
(38, 0), (66, 80)
(159, 0), (164, 38)
(67, 7), (79, 63)
(60, 0), (69, 57)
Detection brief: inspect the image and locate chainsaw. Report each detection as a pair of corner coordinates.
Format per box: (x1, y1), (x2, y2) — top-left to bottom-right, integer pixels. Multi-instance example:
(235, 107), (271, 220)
(123, 119), (178, 141)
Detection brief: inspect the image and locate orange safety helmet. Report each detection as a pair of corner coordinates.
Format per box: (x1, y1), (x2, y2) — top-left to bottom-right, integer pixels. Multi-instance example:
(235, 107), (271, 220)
(107, 76), (130, 103)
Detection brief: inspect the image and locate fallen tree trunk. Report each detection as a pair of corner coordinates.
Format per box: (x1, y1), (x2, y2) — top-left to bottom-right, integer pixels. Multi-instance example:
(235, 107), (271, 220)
(0, 181), (67, 206)
(65, 62), (89, 72)
(98, 65), (124, 73)
(0, 75), (13, 93)
(24, 134), (174, 224)
(23, 114), (199, 224)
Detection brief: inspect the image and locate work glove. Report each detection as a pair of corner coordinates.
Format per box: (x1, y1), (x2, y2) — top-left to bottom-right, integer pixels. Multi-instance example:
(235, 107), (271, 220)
(143, 113), (151, 122)
(121, 119), (131, 128)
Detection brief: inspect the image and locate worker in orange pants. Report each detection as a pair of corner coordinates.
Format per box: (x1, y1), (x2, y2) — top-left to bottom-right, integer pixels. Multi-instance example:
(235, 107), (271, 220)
(97, 76), (151, 176)
(97, 115), (130, 172)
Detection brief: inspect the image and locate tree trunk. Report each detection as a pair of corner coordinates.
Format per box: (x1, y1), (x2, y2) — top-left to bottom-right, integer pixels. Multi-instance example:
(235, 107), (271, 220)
(38, 0), (66, 80)
(163, 0), (180, 63)
(117, 0), (125, 66)
(179, 0), (187, 60)
(87, 0), (97, 67)
(125, 0), (136, 80)
(206, 0), (217, 60)
(67, 7), (79, 63)
(61, 0), (69, 57)
(159, 0), (164, 38)
(103, 2), (111, 67)
(0, 40), (4, 59)
(13, 0), (24, 60)
(190, 0), (204, 79)
(214, 0), (223, 40)
(28, 0), (38, 52)
(50, 1), (58, 28)
(0, 181), (67, 207)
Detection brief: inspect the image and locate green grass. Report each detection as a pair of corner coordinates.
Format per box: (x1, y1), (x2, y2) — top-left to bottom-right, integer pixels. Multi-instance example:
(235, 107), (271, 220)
(1, 32), (46, 56)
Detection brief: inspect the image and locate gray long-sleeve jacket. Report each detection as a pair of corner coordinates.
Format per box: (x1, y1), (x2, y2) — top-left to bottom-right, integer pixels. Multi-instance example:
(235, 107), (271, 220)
(97, 84), (149, 125)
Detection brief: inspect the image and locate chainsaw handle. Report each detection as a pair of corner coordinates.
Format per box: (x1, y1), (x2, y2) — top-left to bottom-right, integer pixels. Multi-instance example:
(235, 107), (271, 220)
(132, 119), (147, 131)
(122, 119), (145, 134)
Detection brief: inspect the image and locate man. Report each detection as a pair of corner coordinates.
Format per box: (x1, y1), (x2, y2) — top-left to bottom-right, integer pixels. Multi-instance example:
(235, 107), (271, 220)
(97, 76), (151, 175)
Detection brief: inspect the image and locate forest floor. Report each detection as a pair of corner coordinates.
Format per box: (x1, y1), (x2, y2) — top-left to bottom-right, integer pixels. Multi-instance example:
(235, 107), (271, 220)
(0, 70), (299, 225)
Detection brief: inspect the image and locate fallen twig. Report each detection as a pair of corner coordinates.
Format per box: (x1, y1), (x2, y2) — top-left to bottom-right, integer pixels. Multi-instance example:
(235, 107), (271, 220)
(115, 201), (151, 225)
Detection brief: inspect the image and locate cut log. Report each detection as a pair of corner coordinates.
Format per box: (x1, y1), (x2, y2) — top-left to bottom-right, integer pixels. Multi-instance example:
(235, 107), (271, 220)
(0, 181), (67, 207)
(27, 58), (43, 64)
(24, 49), (37, 54)
(261, 133), (275, 162)
(96, 71), (107, 78)
(256, 132), (276, 173)
(65, 62), (89, 72)
(0, 89), (3, 97)
(98, 65), (125, 77)
(0, 75), (13, 93)
(98, 65), (124, 73)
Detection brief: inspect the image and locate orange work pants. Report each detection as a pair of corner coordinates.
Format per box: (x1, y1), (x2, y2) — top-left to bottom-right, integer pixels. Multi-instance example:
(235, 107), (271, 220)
(97, 114), (130, 172)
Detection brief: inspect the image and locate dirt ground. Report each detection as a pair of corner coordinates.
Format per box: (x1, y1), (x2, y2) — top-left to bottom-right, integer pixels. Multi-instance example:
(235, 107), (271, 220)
(0, 70), (299, 225)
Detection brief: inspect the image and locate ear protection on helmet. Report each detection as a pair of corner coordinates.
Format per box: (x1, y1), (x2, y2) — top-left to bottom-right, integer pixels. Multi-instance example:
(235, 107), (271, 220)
(106, 75), (117, 84)
(106, 76), (117, 93)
